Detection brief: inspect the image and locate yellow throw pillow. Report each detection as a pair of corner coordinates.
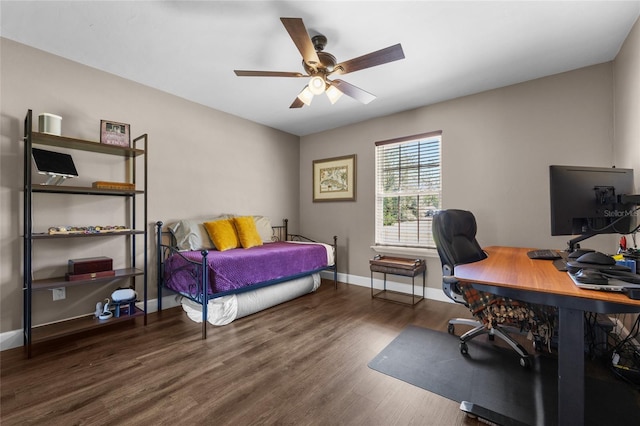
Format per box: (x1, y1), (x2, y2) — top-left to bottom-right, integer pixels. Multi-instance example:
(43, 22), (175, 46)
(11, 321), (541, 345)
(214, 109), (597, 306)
(233, 216), (263, 249)
(203, 219), (240, 251)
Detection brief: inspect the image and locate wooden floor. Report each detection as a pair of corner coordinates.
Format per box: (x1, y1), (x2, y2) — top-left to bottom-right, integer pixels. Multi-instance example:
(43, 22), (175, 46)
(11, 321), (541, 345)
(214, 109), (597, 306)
(1, 281), (520, 425)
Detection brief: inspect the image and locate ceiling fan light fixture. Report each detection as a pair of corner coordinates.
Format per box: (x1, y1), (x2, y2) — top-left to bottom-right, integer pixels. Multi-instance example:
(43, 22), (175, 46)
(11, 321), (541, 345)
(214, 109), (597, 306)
(235, 18), (405, 108)
(308, 75), (326, 95)
(297, 86), (314, 106)
(326, 84), (343, 104)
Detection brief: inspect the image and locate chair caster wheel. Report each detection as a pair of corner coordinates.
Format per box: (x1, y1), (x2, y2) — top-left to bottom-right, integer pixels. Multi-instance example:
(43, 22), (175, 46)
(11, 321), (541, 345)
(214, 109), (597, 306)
(519, 356), (531, 368)
(448, 323), (455, 334)
(460, 342), (468, 355)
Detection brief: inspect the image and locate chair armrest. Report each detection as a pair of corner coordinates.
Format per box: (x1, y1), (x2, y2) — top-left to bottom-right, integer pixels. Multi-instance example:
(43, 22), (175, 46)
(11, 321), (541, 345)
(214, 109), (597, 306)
(443, 276), (458, 284)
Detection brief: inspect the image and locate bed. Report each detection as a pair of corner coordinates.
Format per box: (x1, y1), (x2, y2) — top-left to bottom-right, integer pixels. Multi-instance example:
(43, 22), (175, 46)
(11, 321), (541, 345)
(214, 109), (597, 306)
(155, 217), (337, 338)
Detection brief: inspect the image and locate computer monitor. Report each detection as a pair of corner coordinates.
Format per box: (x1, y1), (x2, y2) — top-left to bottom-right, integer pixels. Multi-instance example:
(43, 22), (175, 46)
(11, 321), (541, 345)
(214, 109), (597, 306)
(549, 165), (639, 251)
(32, 147), (78, 185)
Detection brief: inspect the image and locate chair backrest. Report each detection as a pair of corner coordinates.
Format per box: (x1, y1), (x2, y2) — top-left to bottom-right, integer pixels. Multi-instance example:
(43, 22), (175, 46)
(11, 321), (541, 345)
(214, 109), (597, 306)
(432, 209), (488, 304)
(432, 209), (487, 270)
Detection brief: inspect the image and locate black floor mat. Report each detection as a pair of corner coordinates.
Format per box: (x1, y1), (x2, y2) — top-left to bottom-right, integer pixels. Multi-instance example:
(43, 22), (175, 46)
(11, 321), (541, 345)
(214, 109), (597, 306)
(368, 325), (639, 426)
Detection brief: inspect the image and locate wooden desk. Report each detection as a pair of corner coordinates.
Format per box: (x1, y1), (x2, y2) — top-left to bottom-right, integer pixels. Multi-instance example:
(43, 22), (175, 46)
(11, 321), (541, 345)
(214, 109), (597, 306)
(454, 246), (640, 426)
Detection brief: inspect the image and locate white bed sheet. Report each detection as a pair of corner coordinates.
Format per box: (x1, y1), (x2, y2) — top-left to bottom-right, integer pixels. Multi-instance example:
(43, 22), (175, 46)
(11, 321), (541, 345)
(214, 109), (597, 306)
(286, 240), (335, 266)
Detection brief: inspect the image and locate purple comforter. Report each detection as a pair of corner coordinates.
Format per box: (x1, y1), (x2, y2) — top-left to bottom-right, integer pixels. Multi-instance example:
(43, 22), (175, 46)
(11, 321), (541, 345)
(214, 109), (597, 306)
(164, 241), (328, 296)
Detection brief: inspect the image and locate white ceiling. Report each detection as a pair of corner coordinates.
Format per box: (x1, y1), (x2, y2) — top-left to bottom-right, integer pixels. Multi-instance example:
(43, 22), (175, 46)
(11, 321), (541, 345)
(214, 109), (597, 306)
(2, 1), (639, 136)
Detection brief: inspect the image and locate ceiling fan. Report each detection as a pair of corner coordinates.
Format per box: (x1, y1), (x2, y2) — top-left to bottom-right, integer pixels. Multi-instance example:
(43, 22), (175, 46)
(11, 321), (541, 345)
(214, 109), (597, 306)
(234, 17), (405, 108)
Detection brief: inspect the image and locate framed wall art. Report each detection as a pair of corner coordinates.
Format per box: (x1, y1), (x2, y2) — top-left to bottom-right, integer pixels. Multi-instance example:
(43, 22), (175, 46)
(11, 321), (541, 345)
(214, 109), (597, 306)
(100, 120), (130, 147)
(312, 154), (356, 202)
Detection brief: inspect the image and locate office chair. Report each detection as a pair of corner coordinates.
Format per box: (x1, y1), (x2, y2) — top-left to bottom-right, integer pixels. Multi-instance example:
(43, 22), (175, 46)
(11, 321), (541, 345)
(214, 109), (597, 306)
(432, 209), (544, 368)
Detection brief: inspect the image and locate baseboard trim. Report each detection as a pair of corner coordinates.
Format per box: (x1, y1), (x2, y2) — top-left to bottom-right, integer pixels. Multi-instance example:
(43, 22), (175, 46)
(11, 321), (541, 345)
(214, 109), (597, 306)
(321, 270), (451, 303)
(0, 329), (24, 352)
(0, 295), (180, 352)
(2, 274), (448, 352)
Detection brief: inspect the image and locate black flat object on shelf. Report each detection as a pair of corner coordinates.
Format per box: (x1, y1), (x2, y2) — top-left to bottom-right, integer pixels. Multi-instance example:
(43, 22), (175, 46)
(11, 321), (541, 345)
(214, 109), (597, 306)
(602, 270), (640, 284)
(527, 249), (561, 260)
(565, 261), (630, 274)
(622, 287), (640, 300)
(553, 258), (568, 271)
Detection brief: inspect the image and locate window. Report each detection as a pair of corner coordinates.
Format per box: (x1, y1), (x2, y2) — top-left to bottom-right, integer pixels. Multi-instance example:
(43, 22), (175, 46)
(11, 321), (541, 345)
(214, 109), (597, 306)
(375, 131), (442, 249)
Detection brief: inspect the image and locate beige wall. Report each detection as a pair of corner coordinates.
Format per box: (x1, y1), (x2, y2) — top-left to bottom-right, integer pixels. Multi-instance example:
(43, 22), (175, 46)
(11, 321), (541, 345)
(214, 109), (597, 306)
(300, 63), (618, 293)
(614, 17), (640, 178)
(613, 17), (640, 331)
(0, 38), (300, 335)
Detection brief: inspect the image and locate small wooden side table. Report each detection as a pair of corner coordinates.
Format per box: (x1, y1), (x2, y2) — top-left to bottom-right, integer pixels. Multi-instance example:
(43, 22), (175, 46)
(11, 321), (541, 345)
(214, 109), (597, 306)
(370, 255), (426, 306)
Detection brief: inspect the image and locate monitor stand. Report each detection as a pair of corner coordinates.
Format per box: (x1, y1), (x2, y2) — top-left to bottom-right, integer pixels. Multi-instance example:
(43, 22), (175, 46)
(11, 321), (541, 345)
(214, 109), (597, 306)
(567, 232), (597, 253)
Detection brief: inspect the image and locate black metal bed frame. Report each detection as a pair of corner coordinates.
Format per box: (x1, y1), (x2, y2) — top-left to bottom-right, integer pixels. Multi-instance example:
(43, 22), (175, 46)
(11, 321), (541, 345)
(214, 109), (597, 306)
(155, 218), (337, 339)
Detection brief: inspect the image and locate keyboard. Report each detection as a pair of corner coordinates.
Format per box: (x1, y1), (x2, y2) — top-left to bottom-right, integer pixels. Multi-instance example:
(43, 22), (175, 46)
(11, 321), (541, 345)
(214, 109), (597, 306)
(527, 249), (562, 260)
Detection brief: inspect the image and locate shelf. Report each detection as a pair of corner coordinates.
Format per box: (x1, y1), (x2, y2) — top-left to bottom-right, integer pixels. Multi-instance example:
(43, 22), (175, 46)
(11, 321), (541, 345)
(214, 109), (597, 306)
(31, 307), (144, 343)
(30, 132), (144, 157)
(23, 110), (148, 358)
(31, 230), (144, 240)
(31, 268), (144, 290)
(32, 184), (143, 196)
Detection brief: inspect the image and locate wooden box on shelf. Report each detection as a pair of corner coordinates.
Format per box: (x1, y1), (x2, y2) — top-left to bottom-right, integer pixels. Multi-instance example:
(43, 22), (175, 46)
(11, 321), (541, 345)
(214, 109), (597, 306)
(68, 256), (113, 275)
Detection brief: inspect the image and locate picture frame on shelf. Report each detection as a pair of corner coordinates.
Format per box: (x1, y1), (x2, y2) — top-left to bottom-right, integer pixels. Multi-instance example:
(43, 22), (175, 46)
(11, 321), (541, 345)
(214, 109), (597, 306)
(100, 120), (130, 147)
(312, 154), (356, 202)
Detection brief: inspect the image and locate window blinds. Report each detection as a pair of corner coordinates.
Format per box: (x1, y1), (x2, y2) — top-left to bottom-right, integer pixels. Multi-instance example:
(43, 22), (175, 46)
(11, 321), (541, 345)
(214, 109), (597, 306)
(375, 132), (441, 248)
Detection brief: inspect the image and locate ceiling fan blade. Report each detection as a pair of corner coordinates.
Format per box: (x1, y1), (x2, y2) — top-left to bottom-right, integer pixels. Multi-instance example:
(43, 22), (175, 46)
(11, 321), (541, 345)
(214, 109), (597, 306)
(280, 17), (321, 70)
(234, 70), (306, 78)
(332, 43), (405, 75)
(330, 79), (376, 104)
(290, 97), (305, 109)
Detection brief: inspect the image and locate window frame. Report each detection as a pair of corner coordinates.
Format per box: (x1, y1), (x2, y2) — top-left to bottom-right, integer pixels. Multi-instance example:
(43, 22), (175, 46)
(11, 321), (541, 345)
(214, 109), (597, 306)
(374, 131), (442, 250)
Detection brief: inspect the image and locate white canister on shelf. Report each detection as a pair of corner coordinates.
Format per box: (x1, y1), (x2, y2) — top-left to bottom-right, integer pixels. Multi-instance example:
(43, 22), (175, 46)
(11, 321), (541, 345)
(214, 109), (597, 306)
(38, 113), (62, 135)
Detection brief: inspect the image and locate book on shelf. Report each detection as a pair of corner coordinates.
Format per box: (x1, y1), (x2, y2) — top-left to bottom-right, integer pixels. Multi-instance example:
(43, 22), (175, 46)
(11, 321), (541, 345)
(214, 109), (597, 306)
(92, 181), (135, 191)
(65, 270), (116, 281)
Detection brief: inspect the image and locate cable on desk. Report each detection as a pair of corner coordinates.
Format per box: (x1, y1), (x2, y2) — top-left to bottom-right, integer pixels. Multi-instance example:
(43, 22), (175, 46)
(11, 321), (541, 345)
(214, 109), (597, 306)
(607, 314), (640, 390)
(584, 312), (613, 360)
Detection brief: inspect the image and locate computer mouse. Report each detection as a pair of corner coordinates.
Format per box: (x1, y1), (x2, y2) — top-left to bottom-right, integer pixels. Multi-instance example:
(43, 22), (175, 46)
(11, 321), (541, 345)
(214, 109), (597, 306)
(575, 269), (609, 285)
(568, 248), (595, 259)
(576, 251), (615, 265)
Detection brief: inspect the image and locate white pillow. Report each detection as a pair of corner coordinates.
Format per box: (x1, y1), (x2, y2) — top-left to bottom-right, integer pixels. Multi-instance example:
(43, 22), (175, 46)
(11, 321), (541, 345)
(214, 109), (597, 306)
(253, 216), (273, 242)
(168, 219), (215, 251)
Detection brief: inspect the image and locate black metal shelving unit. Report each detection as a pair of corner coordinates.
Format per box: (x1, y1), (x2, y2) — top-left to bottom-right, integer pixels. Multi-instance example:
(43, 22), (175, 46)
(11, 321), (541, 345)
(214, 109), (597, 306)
(22, 109), (148, 357)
